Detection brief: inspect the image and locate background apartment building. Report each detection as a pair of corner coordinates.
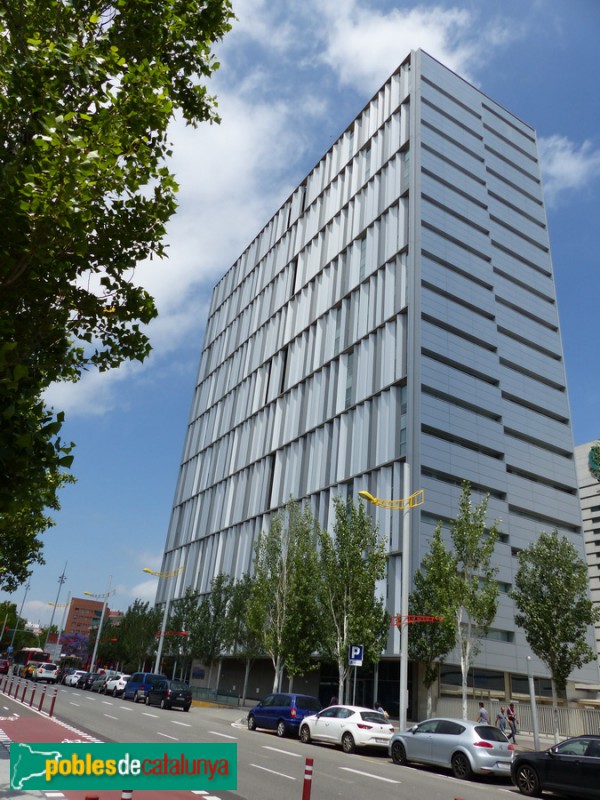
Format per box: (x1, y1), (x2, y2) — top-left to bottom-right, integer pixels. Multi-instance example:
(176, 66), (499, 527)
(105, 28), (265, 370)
(159, 49), (598, 705)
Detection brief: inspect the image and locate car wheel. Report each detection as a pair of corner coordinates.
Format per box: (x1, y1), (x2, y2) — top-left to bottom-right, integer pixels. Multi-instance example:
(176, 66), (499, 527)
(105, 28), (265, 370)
(112, 687), (118, 697)
(451, 752), (473, 780)
(184, 703), (191, 712)
(276, 720), (287, 738)
(515, 763), (541, 796)
(299, 725), (311, 744)
(144, 695), (150, 705)
(133, 691), (140, 703)
(160, 698), (167, 710)
(248, 714), (257, 731)
(390, 740), (407, 765)
(341, 732), (356, 754)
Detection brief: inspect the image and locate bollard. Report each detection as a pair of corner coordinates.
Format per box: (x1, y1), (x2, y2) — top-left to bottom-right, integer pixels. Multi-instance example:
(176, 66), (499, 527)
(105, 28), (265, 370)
(48, 687), (58, 717)
(20, 680), (28, 702)
(29, 683), (36, 707)
(301, 757), (314, 800)
(7, 676), (14, 696)
(121, 791), (134, 799)
(37, 685), (47, 713)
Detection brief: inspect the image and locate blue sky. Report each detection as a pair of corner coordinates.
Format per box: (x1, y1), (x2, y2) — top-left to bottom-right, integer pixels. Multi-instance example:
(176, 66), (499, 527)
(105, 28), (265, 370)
(3, 0), (600, 627)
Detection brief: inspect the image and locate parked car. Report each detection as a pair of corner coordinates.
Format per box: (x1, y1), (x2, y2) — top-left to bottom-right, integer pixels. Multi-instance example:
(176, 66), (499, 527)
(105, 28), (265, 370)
(299, 704), (394, 753)
(103, 673), (131, 697)
(0, 658), (10, 675)
(248, 693), (322, 738)
(122, 672), (167, 703)
(64, 669), (87, 687)
(511, 735), (600, 798)
(389, 717), (514, 780)
(90, 674), (109, 692)
(57, 666), (76, 684)
(144, 679), (192, 711)
(80, 672), (102, 690)
(32, 662), (59, 683)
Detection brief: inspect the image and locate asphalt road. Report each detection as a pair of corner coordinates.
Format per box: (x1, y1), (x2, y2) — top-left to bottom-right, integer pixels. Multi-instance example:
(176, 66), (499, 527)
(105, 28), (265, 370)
(3, 683), (524, 800)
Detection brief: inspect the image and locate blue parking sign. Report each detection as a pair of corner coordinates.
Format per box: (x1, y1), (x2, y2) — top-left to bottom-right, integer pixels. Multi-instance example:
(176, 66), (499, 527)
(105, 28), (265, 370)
(348, 644), (363, 666)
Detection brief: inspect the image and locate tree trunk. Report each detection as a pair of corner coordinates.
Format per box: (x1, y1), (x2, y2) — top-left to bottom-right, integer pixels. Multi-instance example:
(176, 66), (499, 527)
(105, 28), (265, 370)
(426, 684), (433, 718)
(551, 677), (560, 743)
(215, 659), (222, 692)
(242, 658), (251, 704)
(337, 659), (345, 704)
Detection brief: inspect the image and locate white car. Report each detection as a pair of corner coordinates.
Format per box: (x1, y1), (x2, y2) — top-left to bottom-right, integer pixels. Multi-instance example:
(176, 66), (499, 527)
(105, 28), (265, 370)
(64, 669), (87, 687)
(32, 662), (59, 683)
(299, 705), (395, 753)
(103, 673), (131, 697)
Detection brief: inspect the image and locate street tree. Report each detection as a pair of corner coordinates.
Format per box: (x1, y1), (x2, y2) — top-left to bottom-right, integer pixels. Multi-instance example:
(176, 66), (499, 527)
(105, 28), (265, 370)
(195, 574), (233, 689)
(165, 587), (202, 681)
(0, 0), (234, 578)
(252, 500), (322, 692)
(118, 599), (162, 672)
(408, 526), (458, 717)
(444, 483), (500, 720)
(226, 574), (263, 703)
(512, 529), (600, 740)
(319, 496), (388, 704)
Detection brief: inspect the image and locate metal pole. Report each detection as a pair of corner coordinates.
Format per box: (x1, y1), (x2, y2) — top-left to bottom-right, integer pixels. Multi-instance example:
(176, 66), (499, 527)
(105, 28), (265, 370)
(89, 576), (112, 672)
(399, 462), (411, 732)
(44, 563), (68, 652)
(527, 656), (540, 750)
(153, 580), (175, 675)
(10, 581), (31, 649)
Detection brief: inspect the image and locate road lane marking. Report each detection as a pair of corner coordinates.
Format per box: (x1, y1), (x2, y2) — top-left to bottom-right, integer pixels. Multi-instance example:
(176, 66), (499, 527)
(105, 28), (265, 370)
(142, 712), (159, 718)
(262, 745), (301, 757)
(101, 700), (113, 705)
(118, 705), (132, 711)
(340, 767), (400, 783)
(69, 703), (80, 707)
(250, 764), (296, 780)
(104, 714), (118, 720)
(157, 732), (179, 740)
(209, 731), (237, 740)
(171, 720), (191, 727)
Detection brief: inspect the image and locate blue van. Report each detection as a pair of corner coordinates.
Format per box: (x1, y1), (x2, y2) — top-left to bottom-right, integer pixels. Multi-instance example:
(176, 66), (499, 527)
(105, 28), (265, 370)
(122, 672), (167, 702)
(248, 692), (322, 737)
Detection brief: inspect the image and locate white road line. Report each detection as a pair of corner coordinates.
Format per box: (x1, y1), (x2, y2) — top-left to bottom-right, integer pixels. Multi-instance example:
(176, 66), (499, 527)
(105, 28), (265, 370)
(250, 764), (296, 780)
(262, 745), (301, 757)
(101, 700), (113, 705)
(171, 720), (191, 727)
(142, 712), (159, 718)
(103, 714), (118, 720)
(157, 732), (179, 740)
(339, 767), (400, 784)
(209, 731), (237, 740)
(69, 702), (80, 707)
(118, 705), (132, 711)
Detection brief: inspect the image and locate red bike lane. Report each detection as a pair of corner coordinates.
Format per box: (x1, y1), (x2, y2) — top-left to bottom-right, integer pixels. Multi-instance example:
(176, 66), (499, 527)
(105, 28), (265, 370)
(0, 690), (225, 800)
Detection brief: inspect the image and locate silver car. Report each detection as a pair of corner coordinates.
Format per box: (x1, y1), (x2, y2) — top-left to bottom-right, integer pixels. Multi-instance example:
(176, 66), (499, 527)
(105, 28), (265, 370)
(389, 717), (514, 780)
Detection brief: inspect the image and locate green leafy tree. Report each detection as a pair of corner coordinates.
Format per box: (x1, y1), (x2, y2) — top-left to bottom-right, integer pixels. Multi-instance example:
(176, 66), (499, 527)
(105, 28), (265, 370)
(443, 483), (500, 720)
(0, 0), (234, 576)
(194, 574), (233, 689)
(319, 496), (388, 703)
(253, 500), (322, 692)
(118, 599), (161, 672)
(512, 529), (600, 739)
(164, 586), (202, 680)
(227, 573), (263, 703)
(408, 527), (458, 717)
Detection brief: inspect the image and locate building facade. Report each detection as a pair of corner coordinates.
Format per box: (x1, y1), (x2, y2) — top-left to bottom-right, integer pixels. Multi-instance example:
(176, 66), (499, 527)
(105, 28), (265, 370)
(159, 50), (598, 700)
(575, 441), (600, 661)
(62, 597), (105, 638)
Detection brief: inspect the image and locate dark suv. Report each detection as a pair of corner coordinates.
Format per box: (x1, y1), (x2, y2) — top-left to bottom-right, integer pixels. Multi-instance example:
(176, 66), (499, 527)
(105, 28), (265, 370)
(123, 672), (166, 702)
(248, 692), (322, 737)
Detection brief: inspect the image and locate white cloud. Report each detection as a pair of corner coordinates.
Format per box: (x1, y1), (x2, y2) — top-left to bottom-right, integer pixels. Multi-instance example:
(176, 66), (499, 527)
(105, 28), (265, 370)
(538, 134), (600, 207)
(312, 1), (520, 92)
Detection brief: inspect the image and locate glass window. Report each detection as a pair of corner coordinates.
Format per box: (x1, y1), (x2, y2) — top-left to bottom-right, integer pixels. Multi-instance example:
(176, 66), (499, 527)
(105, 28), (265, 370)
(415, 720), (439, 734)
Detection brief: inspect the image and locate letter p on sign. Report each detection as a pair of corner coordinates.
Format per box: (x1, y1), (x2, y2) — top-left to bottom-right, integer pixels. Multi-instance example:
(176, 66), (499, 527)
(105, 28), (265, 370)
(348, 645), (363, 666)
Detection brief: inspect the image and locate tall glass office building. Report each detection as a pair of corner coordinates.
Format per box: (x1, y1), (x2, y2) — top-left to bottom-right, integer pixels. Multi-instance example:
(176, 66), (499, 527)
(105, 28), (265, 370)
(159, 50), (598, 697)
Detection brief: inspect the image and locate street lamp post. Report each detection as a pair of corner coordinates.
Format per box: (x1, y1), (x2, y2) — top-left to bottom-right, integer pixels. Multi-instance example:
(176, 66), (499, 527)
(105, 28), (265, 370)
(44, 562), (68, 652)
(9, 581), (31, 650)
(359, 467), (424, 732)
(143, 566), (183, 675)
(84, 576), (115, 672)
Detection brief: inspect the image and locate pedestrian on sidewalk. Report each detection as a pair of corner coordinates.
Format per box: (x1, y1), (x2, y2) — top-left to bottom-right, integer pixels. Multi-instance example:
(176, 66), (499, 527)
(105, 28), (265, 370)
(476, 701), (489, 724)
(496, 705), (507, 733)
(506, 702), (518, 743)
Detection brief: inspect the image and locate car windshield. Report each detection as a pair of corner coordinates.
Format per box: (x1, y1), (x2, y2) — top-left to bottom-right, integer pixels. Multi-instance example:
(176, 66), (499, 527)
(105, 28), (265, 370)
(297, 697), (321, 711)
(360, 711), (388, 724)
(475, 725), (509, 742)
(169, 681), (189, 691)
